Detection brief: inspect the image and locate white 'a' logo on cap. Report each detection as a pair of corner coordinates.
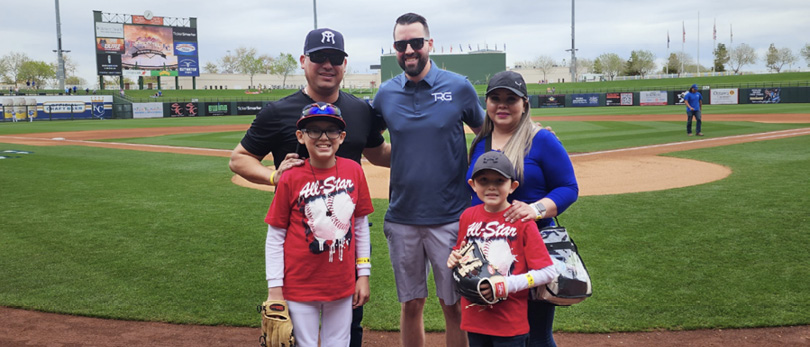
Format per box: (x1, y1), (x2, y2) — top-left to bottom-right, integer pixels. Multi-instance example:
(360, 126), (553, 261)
(321, 31), (336, 44)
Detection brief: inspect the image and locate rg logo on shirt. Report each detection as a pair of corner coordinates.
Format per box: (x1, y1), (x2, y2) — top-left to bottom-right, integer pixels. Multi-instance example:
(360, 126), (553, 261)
(431, 92), (452, 101)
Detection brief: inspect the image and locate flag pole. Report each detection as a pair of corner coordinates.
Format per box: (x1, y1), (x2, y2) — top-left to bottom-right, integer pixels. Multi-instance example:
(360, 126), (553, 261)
(697, 11), (700, 75)
(681, 21), (685, 76)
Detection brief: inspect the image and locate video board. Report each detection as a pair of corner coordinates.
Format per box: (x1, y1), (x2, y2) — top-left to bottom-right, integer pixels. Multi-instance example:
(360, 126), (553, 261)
(94, 12), (199, 77)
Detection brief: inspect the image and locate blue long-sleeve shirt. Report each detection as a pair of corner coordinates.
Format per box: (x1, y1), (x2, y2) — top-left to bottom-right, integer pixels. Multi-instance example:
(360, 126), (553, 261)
(466, 130), (579, 228)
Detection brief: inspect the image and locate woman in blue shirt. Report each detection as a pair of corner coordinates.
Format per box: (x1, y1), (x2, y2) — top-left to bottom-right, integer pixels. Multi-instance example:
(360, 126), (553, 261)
(466, 71), (579, 347)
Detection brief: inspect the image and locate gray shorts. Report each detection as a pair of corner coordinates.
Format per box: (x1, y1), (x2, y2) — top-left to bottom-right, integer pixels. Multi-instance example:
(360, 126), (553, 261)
(383, 220), (461, 305)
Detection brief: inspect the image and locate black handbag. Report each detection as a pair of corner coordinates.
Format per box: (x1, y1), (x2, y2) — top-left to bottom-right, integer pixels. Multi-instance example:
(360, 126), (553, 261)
(530, 218), (592, 306)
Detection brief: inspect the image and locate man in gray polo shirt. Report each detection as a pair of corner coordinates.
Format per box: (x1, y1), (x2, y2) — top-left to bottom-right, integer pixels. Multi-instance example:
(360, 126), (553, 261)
(372, 12), (484, 347)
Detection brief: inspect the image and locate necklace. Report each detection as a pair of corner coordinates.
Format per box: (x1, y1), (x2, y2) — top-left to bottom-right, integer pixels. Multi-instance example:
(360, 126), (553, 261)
(309, 158), (339, 216)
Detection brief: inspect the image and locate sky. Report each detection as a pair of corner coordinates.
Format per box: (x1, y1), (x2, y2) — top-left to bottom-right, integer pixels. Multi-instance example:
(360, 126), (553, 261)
(2, 0), (809, 87)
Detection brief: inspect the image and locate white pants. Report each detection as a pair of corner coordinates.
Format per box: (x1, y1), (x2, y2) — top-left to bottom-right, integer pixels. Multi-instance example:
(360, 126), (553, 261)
(288, 295), (353, 347)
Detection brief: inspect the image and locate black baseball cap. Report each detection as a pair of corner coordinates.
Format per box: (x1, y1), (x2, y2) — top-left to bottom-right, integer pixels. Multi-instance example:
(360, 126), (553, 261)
(486, 71), (528, 98)
(297, 102), (346, 130)
(304, 28), (348, 56)
(471, 151), (514, 180)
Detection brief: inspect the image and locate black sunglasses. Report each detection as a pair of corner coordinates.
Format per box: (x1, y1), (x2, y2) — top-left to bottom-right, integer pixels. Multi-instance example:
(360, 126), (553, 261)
(307, 51), (345, 66)
(393, 38), (426, 53)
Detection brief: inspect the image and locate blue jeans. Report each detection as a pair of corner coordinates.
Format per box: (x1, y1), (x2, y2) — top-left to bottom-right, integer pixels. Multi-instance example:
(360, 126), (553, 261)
(527, 300), (557, 347)
(686, 109), (702, 134)
(468, 332), (529, 347)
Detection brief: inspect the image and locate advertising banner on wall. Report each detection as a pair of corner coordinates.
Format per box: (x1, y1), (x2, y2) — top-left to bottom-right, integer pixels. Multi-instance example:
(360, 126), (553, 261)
(1, 95), (112, 120)
(639, 91), (668, 106)
(205, 102), (230, 116)
(177, 56), (199, 76)
(95, 22), (124, 38)
(96, 38), (125, 53)
(710, 88), (739, 105)
(537, 94), (565, 108)
(165, 102), (198, 117)
(570, 93), (600, 107)
(133, 102), (164, 118)
(172, 27), (198, 42)
(749, 88), (781, 104)
(606, 92), (633, 106)
(236, 102), (263, 115)
(672, 90), (687, 105)
(132, 15), (164, 25)
(96, 53), (122, 75)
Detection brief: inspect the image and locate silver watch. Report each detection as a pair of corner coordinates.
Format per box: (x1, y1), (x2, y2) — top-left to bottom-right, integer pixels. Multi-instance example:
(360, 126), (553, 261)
(531, 202), (547, 220)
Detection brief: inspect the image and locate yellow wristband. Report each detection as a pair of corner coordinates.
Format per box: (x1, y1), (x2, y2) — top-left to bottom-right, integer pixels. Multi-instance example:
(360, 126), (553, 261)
(356, 257), (370, 265)
(270, 170), (278, 186)
(525, 273), (535, 287)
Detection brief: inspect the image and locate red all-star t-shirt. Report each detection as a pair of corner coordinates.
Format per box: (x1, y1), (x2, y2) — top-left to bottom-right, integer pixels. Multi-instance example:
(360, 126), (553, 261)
(266, 157), (373, 301)
(455, 204), (553, 337)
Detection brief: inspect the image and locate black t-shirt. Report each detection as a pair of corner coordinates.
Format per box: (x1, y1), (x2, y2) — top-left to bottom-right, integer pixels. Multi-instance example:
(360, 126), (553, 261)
(240, 90), (385, 166)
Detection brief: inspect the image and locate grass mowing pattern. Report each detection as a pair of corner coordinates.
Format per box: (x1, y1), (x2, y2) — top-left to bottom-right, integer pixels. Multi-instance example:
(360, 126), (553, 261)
(554, 135), (810, 332)
(1, 134), (808, 331)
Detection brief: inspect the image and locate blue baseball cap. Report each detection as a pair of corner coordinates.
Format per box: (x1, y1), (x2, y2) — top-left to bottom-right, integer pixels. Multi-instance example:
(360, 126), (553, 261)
(304, 28), (348, 56)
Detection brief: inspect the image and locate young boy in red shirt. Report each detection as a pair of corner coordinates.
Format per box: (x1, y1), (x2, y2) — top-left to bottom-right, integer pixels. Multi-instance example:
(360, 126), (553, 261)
(264, 102), (373, 346)
(447, 151), (557, 346)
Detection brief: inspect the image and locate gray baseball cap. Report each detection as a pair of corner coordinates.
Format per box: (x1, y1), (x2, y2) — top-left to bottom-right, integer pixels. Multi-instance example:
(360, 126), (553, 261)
(304, 28), (348, 56)
(486, 71), (527, 98)
(471, 151), (514, 179)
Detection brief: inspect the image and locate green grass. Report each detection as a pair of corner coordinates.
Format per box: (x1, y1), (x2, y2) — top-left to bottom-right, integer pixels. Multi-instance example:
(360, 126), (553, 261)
(555, 136), (810, 332)
(532, 103), (810, 116)
(0, 116), (254, 136)
(94, 120), (807, 157)
(1, 116), (809, 332)
(504, 71), (810, 95)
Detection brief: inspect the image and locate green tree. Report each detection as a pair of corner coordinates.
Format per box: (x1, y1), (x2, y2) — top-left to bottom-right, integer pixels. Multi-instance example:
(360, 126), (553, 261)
(713, 43), (730, 72)
(202, 61), (219, 74)
(592, 57), (603, 74)
(765, 44), (796, 72)
(596, 53), (623, 80)
(271, 53), (298, 88)
(575, 58), (594, 78)
(1, 52), (31, 87)
(533, 55), (556, 82)
(729, 43), (757, 74)
(664, 53), (680, 75)
(233, 47), (272, 88)
(624, 50), (656, 77)
(19, 60), (55, 88)
(801, 43), (810, 67)
(65, 76), (87, 88)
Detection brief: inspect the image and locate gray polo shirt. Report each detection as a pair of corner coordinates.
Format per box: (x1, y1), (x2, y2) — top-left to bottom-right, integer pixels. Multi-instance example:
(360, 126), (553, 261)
(373, 61), (485, 225)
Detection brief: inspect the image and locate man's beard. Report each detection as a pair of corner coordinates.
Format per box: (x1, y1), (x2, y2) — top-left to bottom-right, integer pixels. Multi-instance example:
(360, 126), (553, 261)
(398, 52), (428, 77)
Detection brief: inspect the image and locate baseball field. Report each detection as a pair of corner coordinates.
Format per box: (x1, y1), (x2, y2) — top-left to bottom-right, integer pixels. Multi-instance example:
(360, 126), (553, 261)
(1, 103), (809, 345)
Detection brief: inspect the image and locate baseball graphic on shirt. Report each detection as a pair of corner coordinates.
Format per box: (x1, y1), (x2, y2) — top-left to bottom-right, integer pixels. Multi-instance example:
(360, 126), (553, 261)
(327, 192), (354, 237)
(482, 239), (516, 276)
(303, 190), (355, 262)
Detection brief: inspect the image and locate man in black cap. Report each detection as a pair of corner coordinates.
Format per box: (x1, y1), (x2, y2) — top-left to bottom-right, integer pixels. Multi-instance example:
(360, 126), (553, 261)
(229, 28), (390, 346)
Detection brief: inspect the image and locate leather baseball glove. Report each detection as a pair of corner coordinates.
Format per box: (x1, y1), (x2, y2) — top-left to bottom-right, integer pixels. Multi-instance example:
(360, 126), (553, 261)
(452, 241), (508, 305)
(258, 300), (295, 347)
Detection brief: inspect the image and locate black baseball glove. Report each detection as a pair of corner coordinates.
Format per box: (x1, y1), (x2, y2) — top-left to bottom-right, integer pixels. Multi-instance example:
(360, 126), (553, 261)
(451, 241), (508, 305)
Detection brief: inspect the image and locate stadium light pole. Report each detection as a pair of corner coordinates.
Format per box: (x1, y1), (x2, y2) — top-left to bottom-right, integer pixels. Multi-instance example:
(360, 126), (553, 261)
(54, 0), (67, 91)
(565, 0), (578, 83)
(313, 0), (318, 30)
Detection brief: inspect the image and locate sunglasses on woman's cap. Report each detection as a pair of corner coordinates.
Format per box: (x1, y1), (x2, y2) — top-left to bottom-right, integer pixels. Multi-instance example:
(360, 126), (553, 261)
(307, 51), (345, 66)
(393, 38), (426, 53)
